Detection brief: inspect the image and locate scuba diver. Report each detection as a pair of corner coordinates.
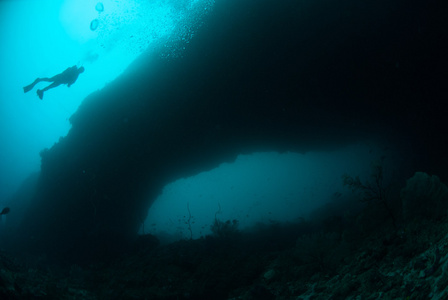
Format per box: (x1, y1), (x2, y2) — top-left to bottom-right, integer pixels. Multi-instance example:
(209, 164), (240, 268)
(23, 65), (85, 100)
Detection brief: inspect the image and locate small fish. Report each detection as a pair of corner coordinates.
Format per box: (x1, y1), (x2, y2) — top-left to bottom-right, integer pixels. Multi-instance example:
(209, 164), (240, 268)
(1, 207), (10, 215)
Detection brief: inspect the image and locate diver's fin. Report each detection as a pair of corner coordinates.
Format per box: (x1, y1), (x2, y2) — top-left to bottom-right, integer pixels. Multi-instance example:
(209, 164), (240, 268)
(23, 78), (41, 93)
(23, 83), (34, 93)
(37, 89), (44, 100)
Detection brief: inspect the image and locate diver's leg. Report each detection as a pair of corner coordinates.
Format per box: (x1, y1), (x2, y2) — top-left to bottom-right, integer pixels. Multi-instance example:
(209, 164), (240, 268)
(38, 77), (54, 82)
(37, 82), (61, 100)
(42, 82), (61, 92)
(23, 77), (54, 93)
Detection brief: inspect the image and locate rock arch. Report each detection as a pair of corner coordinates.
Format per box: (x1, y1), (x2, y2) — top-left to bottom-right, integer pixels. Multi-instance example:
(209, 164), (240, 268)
(14, 0), (447, 261)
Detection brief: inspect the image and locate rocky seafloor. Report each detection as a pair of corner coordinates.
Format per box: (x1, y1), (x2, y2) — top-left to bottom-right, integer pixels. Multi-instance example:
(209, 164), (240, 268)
(2, 172), (448, 299)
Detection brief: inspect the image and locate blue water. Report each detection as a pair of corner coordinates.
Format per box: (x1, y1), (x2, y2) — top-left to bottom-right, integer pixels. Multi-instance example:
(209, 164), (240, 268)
(0, 0), (213, 202)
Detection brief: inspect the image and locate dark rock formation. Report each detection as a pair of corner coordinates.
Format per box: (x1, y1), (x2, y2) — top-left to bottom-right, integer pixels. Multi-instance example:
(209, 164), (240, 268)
(13, 0), (447, 262)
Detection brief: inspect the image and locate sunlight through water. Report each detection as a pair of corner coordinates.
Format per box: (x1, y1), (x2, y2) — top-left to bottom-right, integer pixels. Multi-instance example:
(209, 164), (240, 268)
(0, 0), (214, 201)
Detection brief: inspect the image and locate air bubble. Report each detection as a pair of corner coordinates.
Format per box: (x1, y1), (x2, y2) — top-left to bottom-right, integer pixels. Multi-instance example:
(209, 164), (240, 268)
(90, 19), (99, 31)
(95, 2), (104, 13)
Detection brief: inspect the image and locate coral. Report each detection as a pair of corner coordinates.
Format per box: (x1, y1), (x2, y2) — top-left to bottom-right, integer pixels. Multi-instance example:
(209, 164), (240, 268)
(210, 218), (239, 240)
(342, 160), (398, 228)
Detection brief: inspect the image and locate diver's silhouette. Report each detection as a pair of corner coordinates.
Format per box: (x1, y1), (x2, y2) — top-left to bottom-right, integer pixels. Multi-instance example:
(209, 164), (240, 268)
(23, 65), (85, 100)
